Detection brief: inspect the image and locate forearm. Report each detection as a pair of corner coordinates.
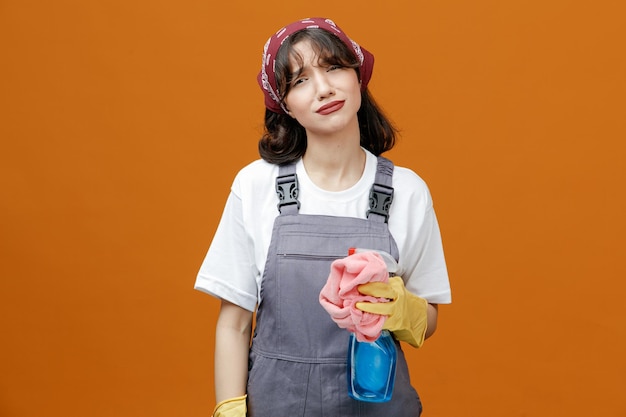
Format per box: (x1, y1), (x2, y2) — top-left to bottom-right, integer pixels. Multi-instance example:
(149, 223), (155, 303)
(424, 303), (438, 340)
(214, 300), (253, 403)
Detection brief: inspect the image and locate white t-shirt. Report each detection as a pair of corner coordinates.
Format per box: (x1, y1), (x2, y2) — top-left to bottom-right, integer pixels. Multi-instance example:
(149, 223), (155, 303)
(195, 150), (451, 312)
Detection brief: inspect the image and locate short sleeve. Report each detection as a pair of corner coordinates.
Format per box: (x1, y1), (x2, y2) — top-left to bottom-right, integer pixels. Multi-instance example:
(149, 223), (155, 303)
(194, 191), (259, 312)
(390, 168), (451, 304)
(403, 205), (451, 304)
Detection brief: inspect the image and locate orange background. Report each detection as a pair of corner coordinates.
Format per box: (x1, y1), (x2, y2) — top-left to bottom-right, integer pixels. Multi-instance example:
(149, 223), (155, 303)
(1, 1), (625, 416)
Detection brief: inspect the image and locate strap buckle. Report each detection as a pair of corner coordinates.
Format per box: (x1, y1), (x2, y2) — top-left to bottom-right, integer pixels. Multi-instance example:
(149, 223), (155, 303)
(367, 183), (394, 223)
(276, 173), (301, 213)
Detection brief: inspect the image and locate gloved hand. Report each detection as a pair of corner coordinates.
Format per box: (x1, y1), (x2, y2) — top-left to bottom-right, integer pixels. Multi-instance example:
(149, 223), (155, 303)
(356, 277), (429, 348)
(212, 394), (247, 417)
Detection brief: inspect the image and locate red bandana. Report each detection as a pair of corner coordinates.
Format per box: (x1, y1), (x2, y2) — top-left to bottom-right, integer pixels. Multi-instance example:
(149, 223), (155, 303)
(257, 17), (374, 114)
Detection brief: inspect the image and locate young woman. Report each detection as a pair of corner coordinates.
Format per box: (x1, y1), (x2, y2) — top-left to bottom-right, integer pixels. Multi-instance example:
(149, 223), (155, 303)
(195, 17), (451, 417)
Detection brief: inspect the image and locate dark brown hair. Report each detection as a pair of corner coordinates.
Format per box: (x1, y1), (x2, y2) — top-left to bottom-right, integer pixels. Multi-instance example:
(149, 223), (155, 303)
(258, 28), (397, 165)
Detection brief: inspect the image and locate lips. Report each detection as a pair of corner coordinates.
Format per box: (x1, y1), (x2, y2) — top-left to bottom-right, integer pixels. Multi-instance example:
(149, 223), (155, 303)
(316, 100), (345, 115)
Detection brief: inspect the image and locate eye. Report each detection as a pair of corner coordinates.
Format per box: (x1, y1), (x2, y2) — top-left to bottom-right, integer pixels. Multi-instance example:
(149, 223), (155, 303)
(327, 64), (342, 71)
(292, 77), (307, 87)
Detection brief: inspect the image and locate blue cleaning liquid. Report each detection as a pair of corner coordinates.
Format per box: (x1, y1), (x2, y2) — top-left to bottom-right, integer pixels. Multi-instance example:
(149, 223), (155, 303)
(347, 330), (397, 402)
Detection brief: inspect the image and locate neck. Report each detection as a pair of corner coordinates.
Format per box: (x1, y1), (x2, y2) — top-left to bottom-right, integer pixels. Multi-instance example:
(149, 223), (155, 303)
(302, 141), (366, 192)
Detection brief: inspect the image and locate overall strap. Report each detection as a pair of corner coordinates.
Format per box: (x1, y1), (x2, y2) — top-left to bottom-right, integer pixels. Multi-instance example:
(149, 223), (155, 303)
(275, 157), (395, 221)
(276, 163), (300, 215)
(367, 156), (395, 223)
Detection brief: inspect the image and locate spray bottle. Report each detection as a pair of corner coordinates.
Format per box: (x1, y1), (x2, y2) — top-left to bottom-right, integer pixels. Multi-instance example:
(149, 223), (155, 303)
(346, 248), (399, 403)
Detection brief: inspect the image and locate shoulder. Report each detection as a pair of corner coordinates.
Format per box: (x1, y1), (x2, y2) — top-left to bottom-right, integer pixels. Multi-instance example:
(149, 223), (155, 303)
(391, 164), (433, 206)
(392, 165), (428, 188)
(231, 159), (279, 196)
(235, 159), (278, 181)
(230, 159), (283, 221)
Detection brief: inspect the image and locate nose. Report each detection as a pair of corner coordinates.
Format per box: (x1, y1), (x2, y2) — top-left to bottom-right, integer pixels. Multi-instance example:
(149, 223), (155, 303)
(314, 72), (335, 100)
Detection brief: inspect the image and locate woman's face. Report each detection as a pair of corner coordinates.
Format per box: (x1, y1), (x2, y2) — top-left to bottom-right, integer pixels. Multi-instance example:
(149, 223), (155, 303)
(283, 39), (361, 138)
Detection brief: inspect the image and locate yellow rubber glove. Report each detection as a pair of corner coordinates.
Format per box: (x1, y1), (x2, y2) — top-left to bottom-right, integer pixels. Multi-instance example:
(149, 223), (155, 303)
(356, 277), (429, 348)
(212, 395), (247, 417)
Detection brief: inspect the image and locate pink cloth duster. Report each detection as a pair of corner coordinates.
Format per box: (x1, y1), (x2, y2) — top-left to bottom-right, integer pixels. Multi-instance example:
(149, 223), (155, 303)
(319, 251), (389, 342)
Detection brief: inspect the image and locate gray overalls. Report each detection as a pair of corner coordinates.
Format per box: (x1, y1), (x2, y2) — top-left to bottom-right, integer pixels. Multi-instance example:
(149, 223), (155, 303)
(247, 157), (422, 416)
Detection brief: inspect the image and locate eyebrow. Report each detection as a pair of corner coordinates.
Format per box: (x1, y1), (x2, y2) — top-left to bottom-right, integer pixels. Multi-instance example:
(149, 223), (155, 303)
(288, 67), (304, 82)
